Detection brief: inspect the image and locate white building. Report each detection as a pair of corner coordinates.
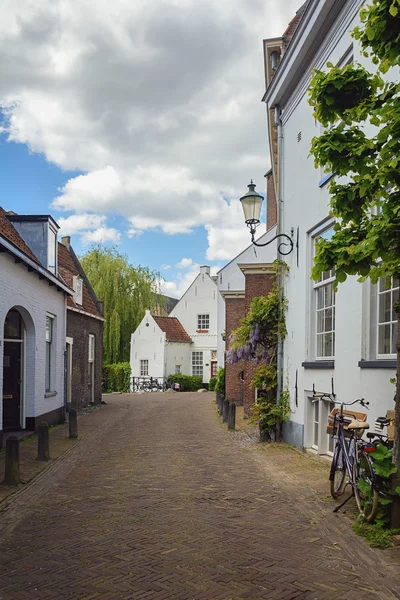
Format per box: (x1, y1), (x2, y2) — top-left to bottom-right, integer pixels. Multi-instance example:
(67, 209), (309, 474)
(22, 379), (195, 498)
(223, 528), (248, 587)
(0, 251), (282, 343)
(263, 0), (397, 453)
(0, 208), (72, 434)
(130, 265), (218, 384)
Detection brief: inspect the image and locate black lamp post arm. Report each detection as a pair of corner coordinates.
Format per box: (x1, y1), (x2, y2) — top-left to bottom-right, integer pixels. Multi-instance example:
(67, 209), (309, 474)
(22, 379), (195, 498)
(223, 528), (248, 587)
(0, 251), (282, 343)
(249, 227), (294, 256)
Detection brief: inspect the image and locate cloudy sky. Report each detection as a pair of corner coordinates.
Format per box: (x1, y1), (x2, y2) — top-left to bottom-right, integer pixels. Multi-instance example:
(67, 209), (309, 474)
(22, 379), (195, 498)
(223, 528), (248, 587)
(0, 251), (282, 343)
(0, 0), (301, 297)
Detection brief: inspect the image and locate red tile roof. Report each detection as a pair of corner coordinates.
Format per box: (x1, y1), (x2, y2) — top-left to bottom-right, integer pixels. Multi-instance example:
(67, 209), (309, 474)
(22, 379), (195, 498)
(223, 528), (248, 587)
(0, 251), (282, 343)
(0, 207), (41, 264)
(58, 242), (103, 319)
(153, 316), (192, 343)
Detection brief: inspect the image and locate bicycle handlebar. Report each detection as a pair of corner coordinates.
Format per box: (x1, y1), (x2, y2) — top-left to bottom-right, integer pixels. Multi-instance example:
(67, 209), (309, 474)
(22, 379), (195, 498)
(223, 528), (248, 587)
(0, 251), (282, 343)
(312, 391), (369, 409)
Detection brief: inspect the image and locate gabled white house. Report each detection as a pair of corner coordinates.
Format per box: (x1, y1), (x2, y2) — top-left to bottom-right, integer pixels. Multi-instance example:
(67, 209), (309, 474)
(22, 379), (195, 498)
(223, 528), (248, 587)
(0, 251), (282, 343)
(130, 265), (218, 384)
(263, 0), (398, 452)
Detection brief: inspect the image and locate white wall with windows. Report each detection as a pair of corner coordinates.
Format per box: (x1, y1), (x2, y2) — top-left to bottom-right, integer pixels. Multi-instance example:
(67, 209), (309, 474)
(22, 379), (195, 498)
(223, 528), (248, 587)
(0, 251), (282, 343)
(264, 0), (397, 452)
(0, 251), (67, 430)
(165, 342), (191, 380)
(170, 266), (218, 383)
(130, 311), (167, 380)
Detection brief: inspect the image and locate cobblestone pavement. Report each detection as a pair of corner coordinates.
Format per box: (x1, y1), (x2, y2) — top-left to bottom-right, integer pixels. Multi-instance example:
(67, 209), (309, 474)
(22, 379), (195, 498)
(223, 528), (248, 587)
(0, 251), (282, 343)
(0, 393), (399, 600)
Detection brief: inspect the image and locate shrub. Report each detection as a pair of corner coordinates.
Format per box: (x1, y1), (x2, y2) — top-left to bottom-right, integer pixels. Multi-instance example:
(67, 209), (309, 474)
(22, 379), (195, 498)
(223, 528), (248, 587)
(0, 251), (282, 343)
(209, 377), (216, 392)
(102, 362), (131, 392)
(167, 374), (203, 391)
(215, 367), (225, 396)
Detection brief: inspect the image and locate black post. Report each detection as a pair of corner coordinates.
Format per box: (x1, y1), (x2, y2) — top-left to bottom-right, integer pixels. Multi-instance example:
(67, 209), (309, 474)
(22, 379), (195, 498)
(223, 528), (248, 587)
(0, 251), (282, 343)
(37, 422), (50, 461)
(69, 409), (78, 439)
(4, 436), (20, 485)
(222, 400), (229, 423)
(0, 430), (3, 451)
(228, 403), (236, 430)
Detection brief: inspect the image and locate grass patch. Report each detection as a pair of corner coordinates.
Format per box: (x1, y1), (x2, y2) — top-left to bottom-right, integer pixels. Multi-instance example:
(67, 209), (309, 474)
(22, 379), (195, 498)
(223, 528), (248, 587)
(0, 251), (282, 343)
(352, 521), (400, 549)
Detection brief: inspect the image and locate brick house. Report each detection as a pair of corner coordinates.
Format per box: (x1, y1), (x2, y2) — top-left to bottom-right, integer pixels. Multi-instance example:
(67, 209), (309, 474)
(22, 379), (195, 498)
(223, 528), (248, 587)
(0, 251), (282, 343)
(217, 177), (279, 417)
(58, 236), (104, 409)
(0, 208), (72, 436)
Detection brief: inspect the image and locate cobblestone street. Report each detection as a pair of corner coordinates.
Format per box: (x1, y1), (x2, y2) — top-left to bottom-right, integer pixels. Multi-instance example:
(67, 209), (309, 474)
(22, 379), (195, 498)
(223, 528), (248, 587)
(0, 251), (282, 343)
(0, 393), (399, 599)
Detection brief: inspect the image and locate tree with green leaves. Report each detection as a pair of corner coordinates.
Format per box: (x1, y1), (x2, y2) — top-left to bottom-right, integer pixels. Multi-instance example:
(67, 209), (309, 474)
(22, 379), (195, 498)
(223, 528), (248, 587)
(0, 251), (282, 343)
(308, 0), (400, 525)
(80, 245), (162, 364)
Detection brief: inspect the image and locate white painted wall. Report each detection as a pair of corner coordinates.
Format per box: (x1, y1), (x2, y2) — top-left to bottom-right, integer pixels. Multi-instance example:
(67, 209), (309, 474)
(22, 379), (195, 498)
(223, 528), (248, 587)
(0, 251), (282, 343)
(216, 229), (278, 367)
(130, 310), (166, 379)
(170, 266), (217, 383)
(0, 252), (67, 428)
(266, 0), (397, 450)
(165, 342), (191, 378)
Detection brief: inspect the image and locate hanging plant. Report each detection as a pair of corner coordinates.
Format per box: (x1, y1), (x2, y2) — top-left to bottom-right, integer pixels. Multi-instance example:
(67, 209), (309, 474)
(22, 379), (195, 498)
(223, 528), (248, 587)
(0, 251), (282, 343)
(308, 63), (382, 126)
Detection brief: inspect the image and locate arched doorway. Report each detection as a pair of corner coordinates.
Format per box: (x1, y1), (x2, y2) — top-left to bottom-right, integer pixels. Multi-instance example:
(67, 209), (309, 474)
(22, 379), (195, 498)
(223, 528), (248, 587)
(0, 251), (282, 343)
(3, 309), (25, 431)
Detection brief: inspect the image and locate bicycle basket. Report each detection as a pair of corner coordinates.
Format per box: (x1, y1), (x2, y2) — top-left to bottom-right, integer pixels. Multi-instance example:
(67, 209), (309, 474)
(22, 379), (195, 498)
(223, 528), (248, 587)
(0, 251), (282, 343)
(327, 408), (367, 437)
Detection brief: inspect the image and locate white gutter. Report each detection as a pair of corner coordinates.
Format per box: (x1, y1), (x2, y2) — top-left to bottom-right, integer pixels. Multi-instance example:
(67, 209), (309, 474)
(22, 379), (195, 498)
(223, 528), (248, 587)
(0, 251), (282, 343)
(67, 305), (105, 322)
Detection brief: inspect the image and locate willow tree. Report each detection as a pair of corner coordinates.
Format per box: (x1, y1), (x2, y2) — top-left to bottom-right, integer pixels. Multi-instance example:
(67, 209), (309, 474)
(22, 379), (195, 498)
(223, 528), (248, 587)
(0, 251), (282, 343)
(308, 0), (400, 524)
(81, 245), (161, 363)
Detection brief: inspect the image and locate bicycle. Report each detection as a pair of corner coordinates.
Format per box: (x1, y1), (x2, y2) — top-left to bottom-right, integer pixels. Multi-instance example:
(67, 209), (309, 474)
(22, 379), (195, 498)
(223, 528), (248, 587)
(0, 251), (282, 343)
(313, 386), (379, 522)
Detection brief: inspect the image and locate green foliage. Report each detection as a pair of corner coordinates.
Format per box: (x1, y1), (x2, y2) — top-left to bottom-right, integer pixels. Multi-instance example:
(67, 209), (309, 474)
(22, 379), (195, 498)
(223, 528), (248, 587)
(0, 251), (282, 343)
(215, 367), (225, 396)
(167, 374), (203, 392)
(102, 362), (131, 392)
(250, 387), (291, 432)
(308, 63), (382, 126)
(353, 0), (400, 72)
(208, 377), (216, 392)
(80, 245), (161, 363)
(352, 521), (400, 548)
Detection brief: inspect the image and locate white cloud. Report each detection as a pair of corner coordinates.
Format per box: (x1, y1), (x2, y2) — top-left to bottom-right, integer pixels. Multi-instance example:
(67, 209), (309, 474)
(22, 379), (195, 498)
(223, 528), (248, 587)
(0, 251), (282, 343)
(57, 213), (106, 235)
(81, 227), (121, 245)
(0, 0), (301, 259)
(162, 264), (171, 270)
(176, 258), (193, 269)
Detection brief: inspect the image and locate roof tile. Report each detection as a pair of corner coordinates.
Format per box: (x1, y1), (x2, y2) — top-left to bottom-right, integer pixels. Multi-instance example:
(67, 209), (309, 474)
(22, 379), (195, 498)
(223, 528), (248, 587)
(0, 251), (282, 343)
(153, 316), (192, 343)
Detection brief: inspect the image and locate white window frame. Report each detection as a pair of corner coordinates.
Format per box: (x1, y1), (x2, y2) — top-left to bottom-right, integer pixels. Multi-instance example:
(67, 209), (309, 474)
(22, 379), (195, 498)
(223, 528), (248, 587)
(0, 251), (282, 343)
(311, 224), (336, 360)
(73, 275), (83, 306)
(88, 334), (95, 363)
(307, 396), (335, 456)
(45, 314), (55, 392)
(140, 359), (149, 377)
(191, 351), (203, 377)
(376, 276), (399, 359)
(175, 365), (181, 374)
(197, 314), (209, 330)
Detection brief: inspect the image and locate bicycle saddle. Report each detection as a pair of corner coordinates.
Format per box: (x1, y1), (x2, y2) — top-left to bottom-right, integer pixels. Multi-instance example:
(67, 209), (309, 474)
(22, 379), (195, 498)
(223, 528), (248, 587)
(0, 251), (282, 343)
(347, 419), (369, 430)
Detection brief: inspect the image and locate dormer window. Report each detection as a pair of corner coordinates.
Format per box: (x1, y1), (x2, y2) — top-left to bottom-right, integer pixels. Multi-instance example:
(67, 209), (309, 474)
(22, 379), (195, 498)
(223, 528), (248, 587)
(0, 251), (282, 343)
(47, 223), (58, 274)
(73, 275), (83, 305)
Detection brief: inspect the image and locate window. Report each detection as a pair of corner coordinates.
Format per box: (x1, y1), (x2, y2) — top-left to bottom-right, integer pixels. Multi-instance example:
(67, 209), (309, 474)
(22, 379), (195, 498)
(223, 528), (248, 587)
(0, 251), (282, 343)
(308, 397), (335, 455)
(47, 226), (57, 274)
(140, 359), (149, 376)
(192, 351), (203, 377)
(74, 276), (83, 305)
(175, 365), (181, 374)
(88, 334), (95, 363)
(197, 314), (209, 330)
(45, 315), (55, 391)
(377, 277), (399, 356)
(313, 228), (335, 359)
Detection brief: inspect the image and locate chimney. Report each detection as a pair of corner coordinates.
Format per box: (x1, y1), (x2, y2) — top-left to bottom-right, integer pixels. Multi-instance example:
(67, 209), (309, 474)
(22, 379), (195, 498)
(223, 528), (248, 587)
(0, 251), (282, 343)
(200, 265), (210, 276)
(61, 236), (71, 250)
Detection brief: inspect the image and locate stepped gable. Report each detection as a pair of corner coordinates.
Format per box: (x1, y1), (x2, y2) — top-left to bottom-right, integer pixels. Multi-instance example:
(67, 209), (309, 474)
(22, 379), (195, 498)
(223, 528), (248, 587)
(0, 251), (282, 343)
(0, 207), (41, 264)
(153, 316), (192, 343)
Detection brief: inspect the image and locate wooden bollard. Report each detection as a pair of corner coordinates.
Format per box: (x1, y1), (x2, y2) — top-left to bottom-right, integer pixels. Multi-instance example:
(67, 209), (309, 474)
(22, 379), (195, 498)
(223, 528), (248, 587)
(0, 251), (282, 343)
(69, 409), (78, 439)
(0, 430), (3, 451)
(37, 422), (50, 461)
(228, 403), (236, 430)
(4, 436), (20, 485)
(222, 399), (229, 423)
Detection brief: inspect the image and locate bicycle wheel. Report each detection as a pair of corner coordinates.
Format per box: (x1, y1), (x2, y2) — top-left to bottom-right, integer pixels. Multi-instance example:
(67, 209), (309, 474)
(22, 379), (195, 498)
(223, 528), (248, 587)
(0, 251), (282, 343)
(353, 454), (379, 522)
(330, 443), (346, 498)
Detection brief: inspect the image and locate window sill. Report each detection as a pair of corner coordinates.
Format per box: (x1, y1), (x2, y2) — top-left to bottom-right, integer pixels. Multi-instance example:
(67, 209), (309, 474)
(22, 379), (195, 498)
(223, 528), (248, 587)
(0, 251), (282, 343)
(318, 172), (334, 188)
(302, 361), (335, 369)
(358, 360), (396, 369)
(196, 330), (209, 333)
(44, 391), (57, 398)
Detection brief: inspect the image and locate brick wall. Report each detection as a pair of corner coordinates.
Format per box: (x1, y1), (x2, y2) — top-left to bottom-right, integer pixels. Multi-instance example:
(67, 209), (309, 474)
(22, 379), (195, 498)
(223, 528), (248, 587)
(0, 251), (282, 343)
(67, 311), (103, 409)
(243, 272), (275, 417)
(224, 297), (246, 405)
(266, 171), (277, 231)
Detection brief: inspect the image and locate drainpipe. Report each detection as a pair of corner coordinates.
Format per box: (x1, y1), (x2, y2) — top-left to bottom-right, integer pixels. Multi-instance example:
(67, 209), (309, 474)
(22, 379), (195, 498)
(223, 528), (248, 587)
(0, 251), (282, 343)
(274, 105), (284, 408)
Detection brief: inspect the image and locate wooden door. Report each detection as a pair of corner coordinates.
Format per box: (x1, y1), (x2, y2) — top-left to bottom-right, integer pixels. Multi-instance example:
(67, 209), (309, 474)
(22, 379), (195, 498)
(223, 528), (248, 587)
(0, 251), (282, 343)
(3, 341), (22, 431)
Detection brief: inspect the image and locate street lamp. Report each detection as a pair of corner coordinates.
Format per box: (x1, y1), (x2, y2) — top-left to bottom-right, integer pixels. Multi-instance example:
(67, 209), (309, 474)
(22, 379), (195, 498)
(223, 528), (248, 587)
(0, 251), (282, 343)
(240, 180), (294, 255)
